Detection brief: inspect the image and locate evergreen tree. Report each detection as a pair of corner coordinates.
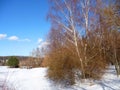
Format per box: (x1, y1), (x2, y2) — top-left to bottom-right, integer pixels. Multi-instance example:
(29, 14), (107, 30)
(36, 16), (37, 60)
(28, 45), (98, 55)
(7, 56), (19, 68)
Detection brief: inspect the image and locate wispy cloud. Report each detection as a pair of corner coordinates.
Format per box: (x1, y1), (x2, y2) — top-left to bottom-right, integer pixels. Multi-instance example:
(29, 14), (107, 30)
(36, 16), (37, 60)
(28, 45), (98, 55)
(0, 34), (7, 40)
(38, 38), (49, 49)
(8, 36), (19, 41)
(38, 38), (43, 44)
(0, 33), (31, 42)
(38, 41), (49, 49)
(7, 35), (31, 42)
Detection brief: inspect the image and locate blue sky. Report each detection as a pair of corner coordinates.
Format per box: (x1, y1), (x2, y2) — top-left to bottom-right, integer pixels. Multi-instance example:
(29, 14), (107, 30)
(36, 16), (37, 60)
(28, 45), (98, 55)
(0, 0), (50, 56)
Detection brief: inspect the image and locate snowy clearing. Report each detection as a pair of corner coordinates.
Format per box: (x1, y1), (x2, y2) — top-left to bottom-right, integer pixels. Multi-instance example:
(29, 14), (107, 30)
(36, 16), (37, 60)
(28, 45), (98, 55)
(0, 66), (120, 90)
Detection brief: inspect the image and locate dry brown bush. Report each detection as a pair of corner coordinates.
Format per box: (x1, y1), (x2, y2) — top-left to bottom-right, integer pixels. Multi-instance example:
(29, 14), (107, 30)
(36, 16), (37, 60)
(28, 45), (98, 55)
(46, 28), (108, 85)
(77, 34), (108, 79)
(47, 47), (79, 85)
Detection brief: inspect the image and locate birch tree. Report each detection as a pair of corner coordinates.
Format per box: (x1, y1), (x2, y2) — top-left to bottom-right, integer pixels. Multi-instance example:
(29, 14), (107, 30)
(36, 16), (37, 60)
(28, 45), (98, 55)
(48, 0), (87, 79)
(48, 0), (102, 78)
(47, 0), (110, 81)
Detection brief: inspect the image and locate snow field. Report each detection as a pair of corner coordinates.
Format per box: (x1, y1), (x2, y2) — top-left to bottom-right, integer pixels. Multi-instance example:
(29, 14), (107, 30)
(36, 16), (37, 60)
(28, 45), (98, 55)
(0, 66), (120, 90)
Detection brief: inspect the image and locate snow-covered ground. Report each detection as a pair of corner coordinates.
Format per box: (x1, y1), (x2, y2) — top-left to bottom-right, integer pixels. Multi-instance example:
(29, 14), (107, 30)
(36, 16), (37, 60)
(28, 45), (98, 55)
(0, 66), (120, 90)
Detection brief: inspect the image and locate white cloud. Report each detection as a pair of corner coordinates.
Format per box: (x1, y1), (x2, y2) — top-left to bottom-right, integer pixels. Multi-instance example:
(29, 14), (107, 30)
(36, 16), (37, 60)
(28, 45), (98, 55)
(38, 38), (43, 44)
(0, 34), (31, 42)
(8, 36), (31, 42)
(0, 34), (7, 40)
(37, 38), (49, 49)
(8, 36), (19, 41)
(38, 41), (49, 49)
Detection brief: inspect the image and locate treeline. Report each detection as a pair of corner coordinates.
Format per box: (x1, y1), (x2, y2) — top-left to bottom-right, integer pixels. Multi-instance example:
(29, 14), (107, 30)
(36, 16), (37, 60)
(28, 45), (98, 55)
(45, 0), (120, 85)
(0, 49), (43, 68)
